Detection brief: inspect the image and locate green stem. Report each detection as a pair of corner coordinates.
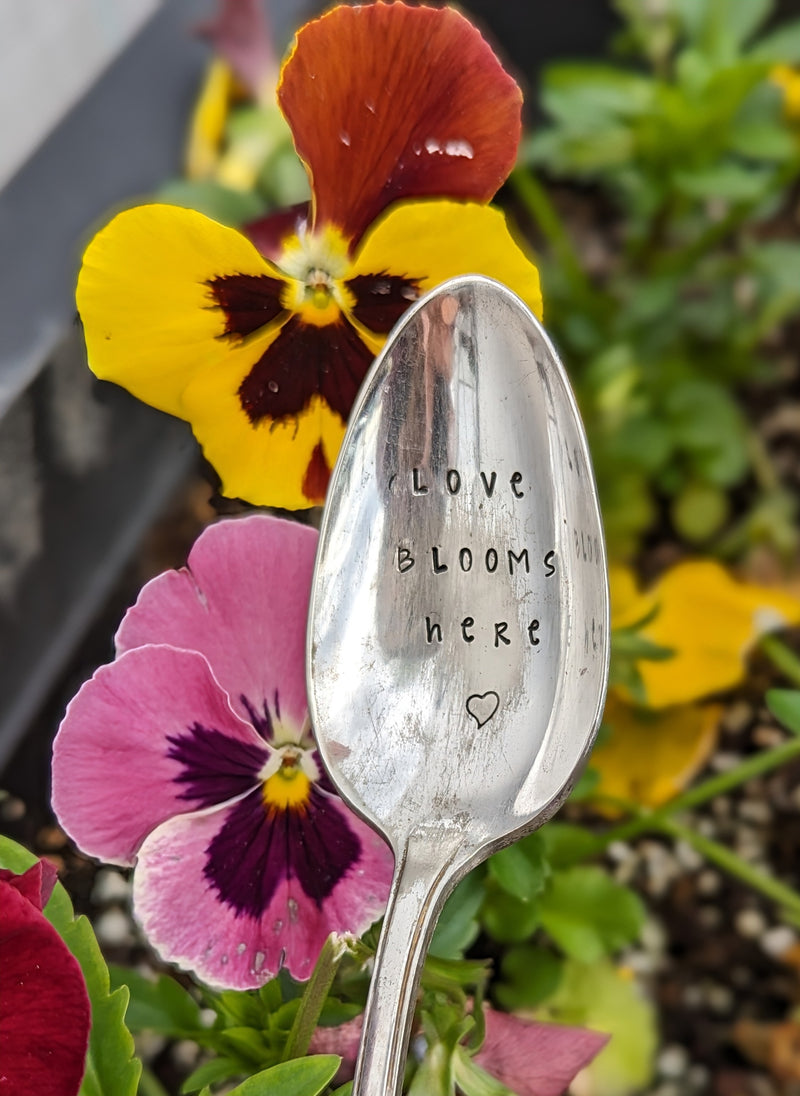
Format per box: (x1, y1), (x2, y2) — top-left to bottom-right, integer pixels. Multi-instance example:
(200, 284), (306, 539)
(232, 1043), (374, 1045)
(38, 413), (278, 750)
(591, 734), (800, 852)
(281, 934), (353, 1062)
(761, 635), (800, 689)
(508, 167), (595, 302)
(655, 815), (800, 921)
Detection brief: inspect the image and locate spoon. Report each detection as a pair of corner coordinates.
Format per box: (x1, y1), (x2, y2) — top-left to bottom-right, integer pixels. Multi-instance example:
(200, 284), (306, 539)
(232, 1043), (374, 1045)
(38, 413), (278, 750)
(306, 275), (609, 1096)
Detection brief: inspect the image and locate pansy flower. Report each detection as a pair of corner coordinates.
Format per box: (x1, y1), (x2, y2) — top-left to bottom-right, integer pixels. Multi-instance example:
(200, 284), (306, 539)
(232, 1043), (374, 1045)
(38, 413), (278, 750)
(76, 2), (542, 509)
(52, 515), (393, 989)
(0, 859), (91, 1096)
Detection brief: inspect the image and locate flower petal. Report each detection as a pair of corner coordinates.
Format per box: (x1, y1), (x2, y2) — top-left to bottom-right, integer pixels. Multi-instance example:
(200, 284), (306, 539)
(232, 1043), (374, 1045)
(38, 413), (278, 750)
(183, 373), (346, 507)
(351, 199), (543, 322)
(591, 695), (721, 810)
(0, 879), (90, 1096)
(76, 204), (287, 419)
(133, 796), (393, 988)
(0, 859), (58, 911)
(196, 0), (278, 102)
(623, 561), (800, 708)
(278, 3), (522, 244)
(475, 1007), (609, 1096)
(116, 515), (318, 730)
(52, 645), (264, 865)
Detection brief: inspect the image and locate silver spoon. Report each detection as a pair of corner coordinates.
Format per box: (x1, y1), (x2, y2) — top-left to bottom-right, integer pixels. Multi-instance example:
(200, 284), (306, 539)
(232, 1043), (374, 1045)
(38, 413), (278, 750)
(307, 275), (609, 1096)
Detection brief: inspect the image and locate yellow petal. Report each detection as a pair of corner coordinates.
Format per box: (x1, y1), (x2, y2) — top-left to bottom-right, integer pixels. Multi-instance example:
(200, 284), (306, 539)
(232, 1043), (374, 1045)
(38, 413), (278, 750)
(630, 560), (800, 708)
(185, 58), (235, 180)
(76, 204), (285, 420)
(182, 362), (345, 508)
(350, 199), (542, 320)
(609, 564), (655, 630)
(592, 694), (721, 811)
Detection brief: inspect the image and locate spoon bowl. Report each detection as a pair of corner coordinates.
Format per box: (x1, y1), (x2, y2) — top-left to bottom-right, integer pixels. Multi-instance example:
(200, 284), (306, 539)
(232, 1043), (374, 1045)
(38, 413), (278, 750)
(307, 275), (609, 1096)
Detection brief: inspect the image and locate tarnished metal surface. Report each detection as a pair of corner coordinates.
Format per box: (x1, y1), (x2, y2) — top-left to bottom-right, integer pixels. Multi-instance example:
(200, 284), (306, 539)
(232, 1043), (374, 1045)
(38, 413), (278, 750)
(307, 275), (609, 1096)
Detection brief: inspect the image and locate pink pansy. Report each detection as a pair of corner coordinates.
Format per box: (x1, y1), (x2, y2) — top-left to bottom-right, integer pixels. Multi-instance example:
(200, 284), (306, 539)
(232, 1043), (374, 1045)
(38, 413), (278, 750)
(52, 515), (393, 989)
(309, 1005), (609, 1095)
(0, 860), (91, 1096)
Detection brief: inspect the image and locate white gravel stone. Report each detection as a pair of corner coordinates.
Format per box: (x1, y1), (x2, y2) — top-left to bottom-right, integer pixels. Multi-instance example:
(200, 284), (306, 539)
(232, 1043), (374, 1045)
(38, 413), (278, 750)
(94, 908), (134, 947)
(674, 840), (704, 871)
(91, 868), (131, 905)
(706, 983), (734, 1014)
(737, 799), (772, 826)
(698, 905), (723, 929)
(721, 701), (753, 735)
(710, 796), (733, 819)
(761, 925), (798, 959)
(657, 1044), (689, 1078)
(687, 1064), (711, 1090)
(696, 869), (722, 896)
(735, 908), (768, 939)
(682, 985), (704, 1008)
(606, 841), (635, 863)
(710, 751), (743, 772)
(171, 1040), (201, 1070)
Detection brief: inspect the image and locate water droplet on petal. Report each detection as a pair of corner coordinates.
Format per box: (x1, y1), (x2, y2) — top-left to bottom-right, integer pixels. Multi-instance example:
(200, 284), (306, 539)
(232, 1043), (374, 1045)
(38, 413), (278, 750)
(365, 99), (376, 114)
(424, 138), (441, 155)
(339, 130), (351, 146)
(273, 919), (284, 933)
(253, 951), (266, 971)
(268, 380), (279, 393)
(237, 942), (247, 955)
(444, 139), (473, 159)
(288, 898), (299, 923)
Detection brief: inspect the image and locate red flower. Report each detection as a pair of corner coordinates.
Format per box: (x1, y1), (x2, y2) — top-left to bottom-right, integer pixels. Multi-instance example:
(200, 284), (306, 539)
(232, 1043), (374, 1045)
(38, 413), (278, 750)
(0, 860), (90, 1096)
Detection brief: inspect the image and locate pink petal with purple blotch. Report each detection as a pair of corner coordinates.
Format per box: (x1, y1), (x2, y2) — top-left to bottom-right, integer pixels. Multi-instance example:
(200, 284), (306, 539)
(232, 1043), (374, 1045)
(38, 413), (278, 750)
(133, 794), (393, 988)
(52, 645), (266, 865)
(116, 515), (317, 732)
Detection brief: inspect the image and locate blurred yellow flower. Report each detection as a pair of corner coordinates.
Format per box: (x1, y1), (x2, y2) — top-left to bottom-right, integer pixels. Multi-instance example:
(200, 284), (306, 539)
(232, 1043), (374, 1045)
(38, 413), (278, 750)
(591, 694), (721, 810)
(771, 64), (800, 122)
(611, 560), (800, 708)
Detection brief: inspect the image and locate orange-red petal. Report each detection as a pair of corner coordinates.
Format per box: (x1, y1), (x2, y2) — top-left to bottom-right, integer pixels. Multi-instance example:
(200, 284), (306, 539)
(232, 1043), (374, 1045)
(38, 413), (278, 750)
(278, 2), (522, 245)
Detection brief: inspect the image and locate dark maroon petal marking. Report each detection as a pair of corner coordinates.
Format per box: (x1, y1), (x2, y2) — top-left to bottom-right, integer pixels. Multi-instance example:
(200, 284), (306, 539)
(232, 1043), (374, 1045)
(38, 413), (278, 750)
(207, 273), (286, 338)
(240, 694), (277, 741)
(301, 443), (330, 504)
(237, 314), (373, 424)
(167, 723), (267, 808)
(346, 274), (421, 334)
(204, 786), (361, 917)
(245, 203), (310, 262)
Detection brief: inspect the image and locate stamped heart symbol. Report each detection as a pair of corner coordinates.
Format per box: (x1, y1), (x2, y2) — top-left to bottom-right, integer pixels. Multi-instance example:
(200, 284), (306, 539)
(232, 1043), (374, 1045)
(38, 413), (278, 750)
(466, 691), (500, 728)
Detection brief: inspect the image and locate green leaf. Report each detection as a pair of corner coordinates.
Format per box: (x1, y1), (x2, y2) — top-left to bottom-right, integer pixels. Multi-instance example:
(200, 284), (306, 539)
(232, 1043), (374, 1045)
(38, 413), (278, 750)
(752, 18), (800, 62)
(480, 885), (541, 944)
(766, 689), (800, 735)
(487, 833), (549, 903)
(156, 180), (268, 227)
(219, 1026), (272, 1065)
(724, 0), (773, 48)
(671, 482), (730, 543)
(539, 823), (600, 869)
(538, 867), (645, 962)
(226, 1056), (341, 1096)
(536, 959), (657, 1095)
(408, 1039), (455, 1096)
(0, 837), (141, 1096)
(496, 944), (564, 1012)
(182, 1057), (241, 1094)
(673, 161), (775, 201)
(108, 966), (204, 1038)
(430, 869), (485, 959)
(453, 1047), (515, 1096)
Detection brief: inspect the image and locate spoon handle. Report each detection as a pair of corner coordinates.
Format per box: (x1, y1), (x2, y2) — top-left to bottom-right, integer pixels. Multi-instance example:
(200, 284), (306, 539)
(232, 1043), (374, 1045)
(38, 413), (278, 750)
(352, 835), (463, 1096)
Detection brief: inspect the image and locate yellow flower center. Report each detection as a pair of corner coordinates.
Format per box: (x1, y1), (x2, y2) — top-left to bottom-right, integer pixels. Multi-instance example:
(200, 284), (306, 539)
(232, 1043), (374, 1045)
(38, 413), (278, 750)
(278, 224), (356, 326)
(260, 744), (317, 811)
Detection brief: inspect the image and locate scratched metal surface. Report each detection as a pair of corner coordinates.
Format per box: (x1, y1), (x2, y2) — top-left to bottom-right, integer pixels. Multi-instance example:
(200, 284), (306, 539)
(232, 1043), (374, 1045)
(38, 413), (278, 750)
(309, 275), (609, 853)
